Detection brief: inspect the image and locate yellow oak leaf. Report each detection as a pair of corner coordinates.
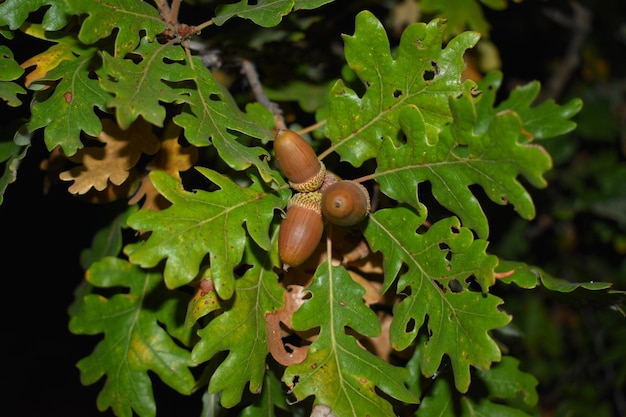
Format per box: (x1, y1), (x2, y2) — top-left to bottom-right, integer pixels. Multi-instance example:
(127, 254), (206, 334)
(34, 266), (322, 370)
(128, 121), (198, 210)
(19, 23), (77, 87)
(60, 118), (160, 194)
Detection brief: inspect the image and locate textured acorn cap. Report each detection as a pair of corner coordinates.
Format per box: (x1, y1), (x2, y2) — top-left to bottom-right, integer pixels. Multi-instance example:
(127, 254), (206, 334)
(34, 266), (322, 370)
(289, 161), (327, 192)
(287, 191), (322, 213)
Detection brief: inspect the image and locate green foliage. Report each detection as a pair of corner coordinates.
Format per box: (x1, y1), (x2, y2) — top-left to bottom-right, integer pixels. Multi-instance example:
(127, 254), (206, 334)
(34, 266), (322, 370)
(1, 1), (623, 417)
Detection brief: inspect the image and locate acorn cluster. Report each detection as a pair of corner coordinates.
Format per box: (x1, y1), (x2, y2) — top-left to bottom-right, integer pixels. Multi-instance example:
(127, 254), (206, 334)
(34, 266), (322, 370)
(274, 129), (371, 268)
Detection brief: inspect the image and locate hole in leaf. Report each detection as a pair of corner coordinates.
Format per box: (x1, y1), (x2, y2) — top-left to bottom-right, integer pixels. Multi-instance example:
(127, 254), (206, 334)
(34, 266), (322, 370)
(393, 89), (402, 98)
(423, 70), (435, 81)
(448, 279), (463, 293)
(405, 318), (415, 333)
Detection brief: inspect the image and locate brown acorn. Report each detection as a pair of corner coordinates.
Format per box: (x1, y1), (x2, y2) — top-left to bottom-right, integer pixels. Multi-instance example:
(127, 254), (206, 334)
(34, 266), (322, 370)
(278, 192), (324, 269)
(320, 180), (371, 227)
(274, 129), (326, 192)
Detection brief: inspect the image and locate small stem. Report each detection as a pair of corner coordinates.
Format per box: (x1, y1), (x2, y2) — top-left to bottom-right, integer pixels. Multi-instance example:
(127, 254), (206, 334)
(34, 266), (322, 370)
(194, 18), (214, 33)
(296, 120), (326, 136)
(317, 144), (335, 161)
(350, 173), (377, 184)
(240, 58), (286, 130)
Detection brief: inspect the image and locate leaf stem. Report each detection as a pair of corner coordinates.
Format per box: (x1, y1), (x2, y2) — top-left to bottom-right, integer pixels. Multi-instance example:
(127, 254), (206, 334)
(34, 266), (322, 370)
(350, 173), (377, 184)
(297, 119), (326, 136)
(195, 19), (214, 33)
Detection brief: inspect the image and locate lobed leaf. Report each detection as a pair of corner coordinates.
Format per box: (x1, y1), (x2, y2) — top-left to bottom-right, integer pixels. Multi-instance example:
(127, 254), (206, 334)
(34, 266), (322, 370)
(476, 71), (583, 140)
(0, 0), (73, 31)
(66, 0), (165, 56)
(375, 95), (552, 238)
(419, 0), (507, 38)
(408, 340), (538, 416)
(323, 11), (479, 167)
(191, 241), (285, 408)
(126, 169), (289, 299)
(100, 38), (195, 130)
(27, 45), (108, 155)
(284, 262), (419, 417)
(173, 57), (275, 182)
(363, 206), (508, 393)
(0, 45), (26, 106)
(213, 0), (294, 27)
(69, 257), (195, 417)
(0, 129), (29, 205)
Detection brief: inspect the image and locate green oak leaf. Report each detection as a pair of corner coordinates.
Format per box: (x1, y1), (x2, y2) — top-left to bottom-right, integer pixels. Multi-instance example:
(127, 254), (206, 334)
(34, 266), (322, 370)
(0, 127), (30, 205)
(126, 169), (289, 299)
(420, 0), (507, 38)
(476, 71), (583, 140)
(27, 45), (108, 156)
(100, 38), (194, 130)
(363, 206), (508, 393)
(239, 367), (290, 416)
(192, 240), (285, 408)
(0, 0), (73, 30)
(173, 57), (274, 182)
(375, 94), (552, 238)
(477, 356), (539, 408)
(408, 340), (538, 416)
(0, 45), (26, 106)
(66, 0), (165, 56)
(284, 262), (419, 417)
(323, 11), (479, 167)
(213, 0), (294, 27)
(497, 260), (616, 292)
(68, 257), (195, 417)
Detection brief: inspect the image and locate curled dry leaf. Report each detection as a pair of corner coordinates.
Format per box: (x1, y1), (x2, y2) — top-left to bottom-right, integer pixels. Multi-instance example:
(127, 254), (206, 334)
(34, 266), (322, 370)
(266, 285), (309, 366)
(59, 118), (160, 195)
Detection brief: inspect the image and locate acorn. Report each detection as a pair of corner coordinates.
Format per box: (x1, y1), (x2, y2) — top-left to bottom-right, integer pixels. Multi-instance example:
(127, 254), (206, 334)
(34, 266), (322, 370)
(278, 192), (324, 269)
(320, 180), (371, 227)
(274, 129), (326, 192)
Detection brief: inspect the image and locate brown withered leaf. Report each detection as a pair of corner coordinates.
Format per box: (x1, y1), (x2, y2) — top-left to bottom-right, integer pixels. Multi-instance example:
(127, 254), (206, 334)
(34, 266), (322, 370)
(59, 118), (160, 194)
(128, 121), (198, 211)
(266, 285), (309, 366)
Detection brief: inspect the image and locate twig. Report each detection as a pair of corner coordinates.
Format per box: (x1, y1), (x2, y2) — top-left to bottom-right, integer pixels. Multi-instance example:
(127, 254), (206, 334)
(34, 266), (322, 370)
(541, 1), (591, 101)
(154, 0), (170, 16)
(240, 59), (286, 130)
(169, 0), (181, 25)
